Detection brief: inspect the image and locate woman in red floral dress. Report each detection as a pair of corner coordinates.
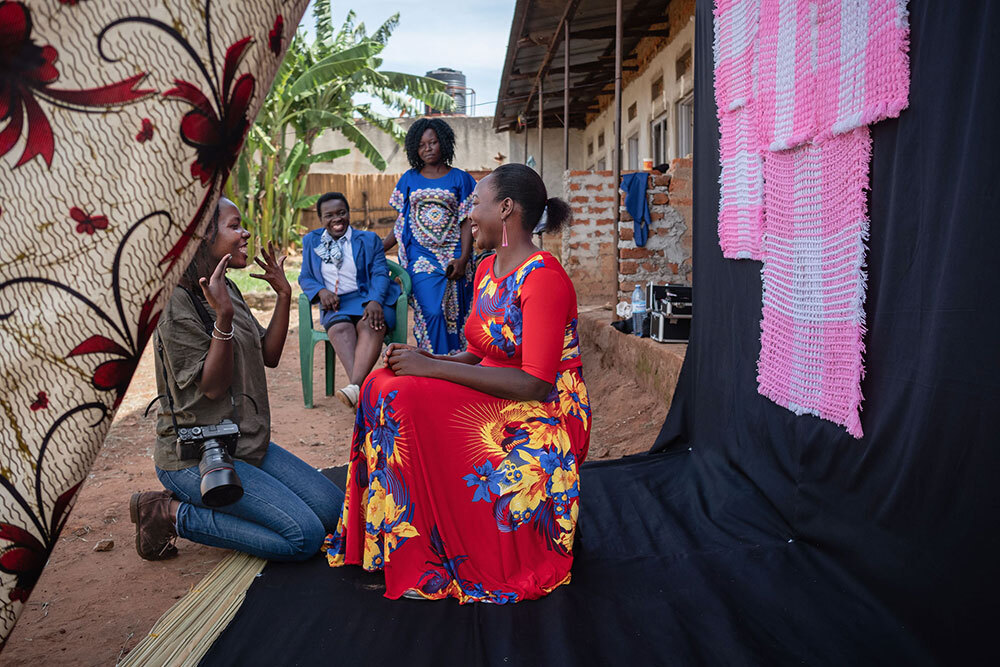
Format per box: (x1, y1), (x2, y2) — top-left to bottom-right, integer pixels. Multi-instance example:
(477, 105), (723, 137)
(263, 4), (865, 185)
(324, 164), (590, 603)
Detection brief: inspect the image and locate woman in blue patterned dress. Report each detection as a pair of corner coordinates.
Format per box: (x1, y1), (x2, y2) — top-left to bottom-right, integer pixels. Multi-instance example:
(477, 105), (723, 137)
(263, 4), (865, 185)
(382, 118), (477, 354)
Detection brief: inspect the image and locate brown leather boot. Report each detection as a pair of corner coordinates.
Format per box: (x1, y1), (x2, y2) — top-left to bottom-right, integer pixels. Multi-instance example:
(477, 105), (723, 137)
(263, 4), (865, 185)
(129, 490), (179, 560)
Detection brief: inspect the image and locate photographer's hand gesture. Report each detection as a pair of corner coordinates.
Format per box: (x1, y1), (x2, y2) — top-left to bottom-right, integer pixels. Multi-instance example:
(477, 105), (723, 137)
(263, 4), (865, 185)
(199, 254), (234, 320)
(251, 241), (291, 298)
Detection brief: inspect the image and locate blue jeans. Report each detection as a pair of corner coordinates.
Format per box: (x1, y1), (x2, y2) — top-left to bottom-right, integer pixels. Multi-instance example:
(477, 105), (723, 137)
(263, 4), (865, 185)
(156, 444), (344, 562)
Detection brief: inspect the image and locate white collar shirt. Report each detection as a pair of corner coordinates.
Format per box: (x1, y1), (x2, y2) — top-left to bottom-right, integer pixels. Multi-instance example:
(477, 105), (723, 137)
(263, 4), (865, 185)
(320, 226), (358, 295)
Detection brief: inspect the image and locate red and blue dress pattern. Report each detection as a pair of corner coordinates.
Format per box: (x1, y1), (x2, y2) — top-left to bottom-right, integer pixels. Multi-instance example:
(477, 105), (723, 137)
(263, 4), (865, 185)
(325, 251), (590, 603)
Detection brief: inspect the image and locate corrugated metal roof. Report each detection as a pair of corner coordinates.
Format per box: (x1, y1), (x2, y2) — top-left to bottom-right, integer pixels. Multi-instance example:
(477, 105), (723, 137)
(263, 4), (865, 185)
(493, 0), (672, 132)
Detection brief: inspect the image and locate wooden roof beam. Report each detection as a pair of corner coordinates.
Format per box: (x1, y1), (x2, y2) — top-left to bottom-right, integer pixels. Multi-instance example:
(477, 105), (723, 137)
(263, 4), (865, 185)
(571, 26), (669, 40)
(519, 0), (584, 120)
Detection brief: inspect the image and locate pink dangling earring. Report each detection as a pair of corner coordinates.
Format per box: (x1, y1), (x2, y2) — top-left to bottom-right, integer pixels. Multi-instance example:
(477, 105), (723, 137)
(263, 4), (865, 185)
(501, 218), (509, 247)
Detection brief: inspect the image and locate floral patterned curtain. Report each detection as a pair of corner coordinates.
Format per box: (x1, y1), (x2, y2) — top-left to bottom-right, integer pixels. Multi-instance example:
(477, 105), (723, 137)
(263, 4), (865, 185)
(0, 0), (308, 646)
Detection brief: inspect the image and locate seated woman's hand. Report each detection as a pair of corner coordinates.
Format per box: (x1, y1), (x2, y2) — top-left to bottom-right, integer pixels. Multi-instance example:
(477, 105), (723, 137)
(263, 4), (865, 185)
(361, 301), (385, 330)
(386, 345), (436, 377)
(383, 343), (433, 366)
(318, 288), (339, 311)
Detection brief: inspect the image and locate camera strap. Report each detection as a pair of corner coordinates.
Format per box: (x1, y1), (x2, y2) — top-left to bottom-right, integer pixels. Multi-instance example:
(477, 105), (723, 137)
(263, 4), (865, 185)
(178, 285), (241, 426)
(154, 286), (240, 444)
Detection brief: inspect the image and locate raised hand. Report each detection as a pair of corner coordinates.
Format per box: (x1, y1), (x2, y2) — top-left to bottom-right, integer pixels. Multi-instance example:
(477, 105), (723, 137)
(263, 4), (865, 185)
(198, 254), (234, 319)
(250, 240), (291, 298)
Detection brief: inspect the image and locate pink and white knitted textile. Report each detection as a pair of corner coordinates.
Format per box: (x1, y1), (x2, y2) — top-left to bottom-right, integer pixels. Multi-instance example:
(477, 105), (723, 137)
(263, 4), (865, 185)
(715, 0), (765, 259)
(758, 129), (871, 437)
(714, 0), (910, 436)
(755, 0), (910, 149)
(718, 105), (766, 259)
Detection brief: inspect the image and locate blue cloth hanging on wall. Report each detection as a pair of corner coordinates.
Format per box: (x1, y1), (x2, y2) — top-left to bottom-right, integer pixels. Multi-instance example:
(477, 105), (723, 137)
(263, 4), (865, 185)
(620, 172), (651, 247)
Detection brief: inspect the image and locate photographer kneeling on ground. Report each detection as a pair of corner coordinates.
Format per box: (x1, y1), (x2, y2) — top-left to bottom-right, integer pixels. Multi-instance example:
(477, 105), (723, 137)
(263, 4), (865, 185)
(130, 198), (343, 561)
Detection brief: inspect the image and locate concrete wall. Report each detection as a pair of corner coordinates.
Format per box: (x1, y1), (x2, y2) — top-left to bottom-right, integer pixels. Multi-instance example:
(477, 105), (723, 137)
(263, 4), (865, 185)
(506, 127), (588, 201)
(309, 115), (510, 175)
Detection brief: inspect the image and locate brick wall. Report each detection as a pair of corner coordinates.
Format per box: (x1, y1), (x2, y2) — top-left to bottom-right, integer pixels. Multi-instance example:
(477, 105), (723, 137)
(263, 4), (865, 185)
(618, 157), (693, 299)
(561, 157), (693, 304)
(562, 170), (619, 303)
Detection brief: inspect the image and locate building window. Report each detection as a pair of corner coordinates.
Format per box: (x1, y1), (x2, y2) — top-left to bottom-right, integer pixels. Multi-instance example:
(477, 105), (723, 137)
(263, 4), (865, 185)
(627, 133), (639, 171)
(627, 102), (637, 122)
(651, 113), (668, 166)
(587, 140), (594, 157)
(676, 93), (694, 158)
(598, 131), (605, 149)
(596, 158), (606, 171)
(651, 75), (663, 101)
(676, 47), (692, 80)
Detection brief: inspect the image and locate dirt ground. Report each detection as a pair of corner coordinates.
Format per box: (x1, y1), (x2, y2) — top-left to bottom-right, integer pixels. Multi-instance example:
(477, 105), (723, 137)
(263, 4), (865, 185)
(3, 301), (666, 665)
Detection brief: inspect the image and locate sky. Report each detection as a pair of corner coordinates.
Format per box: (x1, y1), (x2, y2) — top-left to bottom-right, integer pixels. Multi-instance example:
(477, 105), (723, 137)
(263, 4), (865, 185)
(300, 0), (516, 117)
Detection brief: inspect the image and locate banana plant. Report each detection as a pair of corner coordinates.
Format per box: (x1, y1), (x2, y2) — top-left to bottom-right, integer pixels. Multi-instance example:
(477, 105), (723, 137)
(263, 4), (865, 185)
(226, 2), (455, 254)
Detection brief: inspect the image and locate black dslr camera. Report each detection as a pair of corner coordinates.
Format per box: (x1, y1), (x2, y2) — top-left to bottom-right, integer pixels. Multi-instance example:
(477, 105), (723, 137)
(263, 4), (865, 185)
(176, 419), (244, 507)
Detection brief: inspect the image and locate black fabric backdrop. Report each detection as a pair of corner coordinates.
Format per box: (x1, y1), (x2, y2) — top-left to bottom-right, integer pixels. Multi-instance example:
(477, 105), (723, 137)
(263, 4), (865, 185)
(204, 2), (999, 664)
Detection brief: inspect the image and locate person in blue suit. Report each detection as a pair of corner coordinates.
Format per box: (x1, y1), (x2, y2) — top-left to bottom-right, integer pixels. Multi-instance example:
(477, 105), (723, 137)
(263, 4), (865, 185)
(299, 192), (401, 408)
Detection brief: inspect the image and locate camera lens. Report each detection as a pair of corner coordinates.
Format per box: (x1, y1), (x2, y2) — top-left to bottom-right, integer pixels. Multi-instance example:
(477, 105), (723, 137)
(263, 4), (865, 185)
(198, 438), (243, 507)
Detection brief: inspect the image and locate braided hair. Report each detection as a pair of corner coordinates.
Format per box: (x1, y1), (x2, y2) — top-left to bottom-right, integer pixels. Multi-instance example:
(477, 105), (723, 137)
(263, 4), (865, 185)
(404, 118), (456, 171)
(180, 200), (223, 289)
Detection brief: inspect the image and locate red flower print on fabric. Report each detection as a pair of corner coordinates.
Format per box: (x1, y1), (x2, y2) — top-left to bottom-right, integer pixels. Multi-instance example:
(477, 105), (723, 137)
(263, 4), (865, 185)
(0, 2), (153, 168)
(269, 15), (284, 56)
(135, 118), (154, 142)
(29, 391), (48, 411)
(67, 291), (160, 408)
(0, 482), (80, 602)
(70, 207), (108, 235)
(163, 37), (255, 186)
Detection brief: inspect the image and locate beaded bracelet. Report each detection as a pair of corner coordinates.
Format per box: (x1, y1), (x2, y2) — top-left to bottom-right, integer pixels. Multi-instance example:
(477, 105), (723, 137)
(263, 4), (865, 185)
(212, 321), (235, 340)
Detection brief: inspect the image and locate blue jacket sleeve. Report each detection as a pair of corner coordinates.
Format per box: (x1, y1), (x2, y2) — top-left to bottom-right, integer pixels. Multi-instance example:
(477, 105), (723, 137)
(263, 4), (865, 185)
(298, 234), (327, 303)
(365, 233), (390, 304)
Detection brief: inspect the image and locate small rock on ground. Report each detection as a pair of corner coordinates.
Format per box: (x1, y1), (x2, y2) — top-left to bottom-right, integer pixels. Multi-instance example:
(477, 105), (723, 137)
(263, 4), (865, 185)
(93, 539), (114, 552)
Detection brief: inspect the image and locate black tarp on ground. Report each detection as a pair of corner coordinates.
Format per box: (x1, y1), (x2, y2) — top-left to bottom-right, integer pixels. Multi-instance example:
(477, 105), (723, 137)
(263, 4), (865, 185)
(204, 2), (999, 664)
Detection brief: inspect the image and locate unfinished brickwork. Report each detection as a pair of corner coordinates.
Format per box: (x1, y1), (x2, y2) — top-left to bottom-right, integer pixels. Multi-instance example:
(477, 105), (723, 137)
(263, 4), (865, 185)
(562, 170), (619, 303)
(618, 157), (693, 299)
(561, 157), (693, 304)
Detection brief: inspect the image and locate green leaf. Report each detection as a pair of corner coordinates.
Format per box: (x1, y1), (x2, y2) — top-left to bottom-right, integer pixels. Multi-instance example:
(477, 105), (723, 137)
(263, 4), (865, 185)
(379, 71), (456, 111)
(293, 194), (322, 210)
(289, 58), (367, 97)
(357, 108), (406, 145)
(338, 123), (386, 171)
(314, 0), (334, 45)
(371, 13), (400, 45)
(288, 43), (383, 98)
(305, 148), (351, 164)
(236, 152), (249, 195)
(278, 141), (308, 186)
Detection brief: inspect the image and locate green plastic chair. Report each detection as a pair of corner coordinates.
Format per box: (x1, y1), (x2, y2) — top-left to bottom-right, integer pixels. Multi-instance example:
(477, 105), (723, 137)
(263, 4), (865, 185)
(298, 259), (411, 408)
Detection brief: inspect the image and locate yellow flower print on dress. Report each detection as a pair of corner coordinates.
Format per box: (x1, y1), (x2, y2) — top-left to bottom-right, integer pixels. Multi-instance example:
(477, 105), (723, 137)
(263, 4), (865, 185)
(556, 370), (591, 429)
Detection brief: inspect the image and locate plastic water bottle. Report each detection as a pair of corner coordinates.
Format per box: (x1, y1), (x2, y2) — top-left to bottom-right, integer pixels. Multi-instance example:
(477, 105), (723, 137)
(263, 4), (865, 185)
(631, 284), (646, 337)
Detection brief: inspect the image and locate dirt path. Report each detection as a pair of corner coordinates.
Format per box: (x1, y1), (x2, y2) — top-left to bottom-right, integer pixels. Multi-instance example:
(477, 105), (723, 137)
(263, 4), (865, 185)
(4, 305), (665, 665)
